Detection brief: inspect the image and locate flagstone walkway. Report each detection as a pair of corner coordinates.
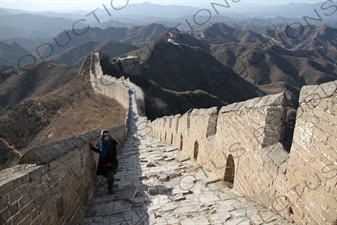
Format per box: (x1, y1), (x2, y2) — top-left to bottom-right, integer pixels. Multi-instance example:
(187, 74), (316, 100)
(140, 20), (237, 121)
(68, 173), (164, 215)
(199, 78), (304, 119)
(80, 83), (293, 225)
(80, 133), (293, 225)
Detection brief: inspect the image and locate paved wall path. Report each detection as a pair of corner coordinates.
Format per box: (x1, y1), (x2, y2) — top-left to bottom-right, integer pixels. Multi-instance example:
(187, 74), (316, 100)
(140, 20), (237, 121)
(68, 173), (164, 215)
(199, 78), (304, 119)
(80, 85), (293, 225)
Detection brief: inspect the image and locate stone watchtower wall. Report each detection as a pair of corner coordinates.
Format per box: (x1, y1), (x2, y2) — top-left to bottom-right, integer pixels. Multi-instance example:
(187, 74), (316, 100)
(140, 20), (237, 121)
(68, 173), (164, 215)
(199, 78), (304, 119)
(149, 80), (337, 224)
(0, 50), (146, 225)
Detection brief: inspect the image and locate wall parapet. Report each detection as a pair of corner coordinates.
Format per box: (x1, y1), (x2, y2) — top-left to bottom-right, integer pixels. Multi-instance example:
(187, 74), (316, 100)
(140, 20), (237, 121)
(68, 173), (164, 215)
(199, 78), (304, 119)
(149, 81), (337, 224)
(0, 49), (147, 225)
(90, 51), (129, 110)
(18, 125), (126, 165)
(89, 51), (146, 119)
(0, 126), (127, 225)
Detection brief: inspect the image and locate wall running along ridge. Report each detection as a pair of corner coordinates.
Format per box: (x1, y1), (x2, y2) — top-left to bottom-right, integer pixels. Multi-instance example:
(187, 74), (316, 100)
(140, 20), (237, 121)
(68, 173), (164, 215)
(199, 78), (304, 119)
(89, 51), (146, 118)
(0, 50), (146, 225)
(149, 80), (337, 225)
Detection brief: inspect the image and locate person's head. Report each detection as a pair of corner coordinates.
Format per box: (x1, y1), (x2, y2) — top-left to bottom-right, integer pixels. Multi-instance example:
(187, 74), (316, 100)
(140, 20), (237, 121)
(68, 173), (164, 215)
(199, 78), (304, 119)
(101, 129), (110, 140)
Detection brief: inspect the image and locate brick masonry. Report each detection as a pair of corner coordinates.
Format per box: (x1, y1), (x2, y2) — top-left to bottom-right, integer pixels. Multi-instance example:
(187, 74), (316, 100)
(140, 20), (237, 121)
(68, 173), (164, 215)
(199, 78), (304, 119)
(0, 127), (127, 225)
(149, 80), (337, 224)
(0, 50), (145, 225)
(1, 51), (335, 224)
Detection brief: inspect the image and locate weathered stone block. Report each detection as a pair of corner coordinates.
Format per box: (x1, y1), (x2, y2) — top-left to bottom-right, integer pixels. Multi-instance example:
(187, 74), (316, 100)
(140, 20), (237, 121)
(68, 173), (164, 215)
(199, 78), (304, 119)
(327, 136), (337, 150)
(278, 161), (288, 174)
(313, 127), (329, 143)
(19, 194), (33, 209)
(12, 211), (25, 225)
(48, 139), (76, 156)
(331, 99), (337, 115)
(319, 81), (337, 98)
(9, 185), (27, 203)
(31, 212), (42, 225)
(220, 103), (237, 113)
(299, 85), (319, 103)
(21, 201), (36, 215)
(9, 201), (19, 216)
(78, 133), (97, 143)
(32, 175), (42, 187)
(319, 111), (337, 128)
(29, 166), (45, 181)
(0, 193), (9, 211)
(68, 136), (86, 148)
(18, 214), (33, 225)
(0, 180), (14, 197)
(18, 145), (58, 165)
(0, 206), (10, 223)
(246, 97), (261, 108)
(318, 120), (337, 137)
(13, 172), (30, 189)
(40, 209), (49, 223)
(259, 92), (287, 107)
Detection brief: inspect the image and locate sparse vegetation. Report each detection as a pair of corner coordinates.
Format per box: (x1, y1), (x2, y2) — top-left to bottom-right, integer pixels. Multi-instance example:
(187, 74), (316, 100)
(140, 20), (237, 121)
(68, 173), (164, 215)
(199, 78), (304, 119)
(0, 55), (126, 169)
(1, 6), (336, 171)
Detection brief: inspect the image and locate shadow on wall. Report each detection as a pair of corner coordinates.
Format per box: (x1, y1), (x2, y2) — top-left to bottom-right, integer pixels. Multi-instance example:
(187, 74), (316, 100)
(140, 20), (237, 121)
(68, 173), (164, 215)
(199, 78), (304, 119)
(282, 108), (297, 152)
(148, 80), (337, 225)
(224, 154), (235, 189)
(193, 141), (199, 160)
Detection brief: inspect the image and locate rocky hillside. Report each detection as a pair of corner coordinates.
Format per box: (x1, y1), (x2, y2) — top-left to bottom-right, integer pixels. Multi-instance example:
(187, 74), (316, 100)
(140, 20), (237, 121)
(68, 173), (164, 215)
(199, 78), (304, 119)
(0, 56), (126, 170)
(50, 40), (139, 67)
(0, 61), (78, 115)
(103, 36), (261, 120)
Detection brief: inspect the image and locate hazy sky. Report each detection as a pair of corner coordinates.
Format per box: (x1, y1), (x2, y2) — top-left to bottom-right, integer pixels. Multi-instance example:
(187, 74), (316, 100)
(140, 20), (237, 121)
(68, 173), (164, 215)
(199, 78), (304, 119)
(0, 0), (327, 12)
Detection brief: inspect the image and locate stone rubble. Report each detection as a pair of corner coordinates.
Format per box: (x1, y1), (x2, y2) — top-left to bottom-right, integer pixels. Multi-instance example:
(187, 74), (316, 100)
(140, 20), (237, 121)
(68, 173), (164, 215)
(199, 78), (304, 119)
(80, 134), (293, 225)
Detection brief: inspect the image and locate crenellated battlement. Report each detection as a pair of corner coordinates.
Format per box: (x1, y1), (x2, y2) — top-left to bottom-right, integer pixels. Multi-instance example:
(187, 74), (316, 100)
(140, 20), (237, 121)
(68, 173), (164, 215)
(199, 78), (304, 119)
(0, 49), (336, 224)
(149, 80), (337, 224)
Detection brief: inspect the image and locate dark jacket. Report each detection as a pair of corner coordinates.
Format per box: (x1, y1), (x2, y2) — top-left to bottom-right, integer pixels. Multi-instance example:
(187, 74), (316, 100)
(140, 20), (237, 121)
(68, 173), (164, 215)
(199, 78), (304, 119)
(90, 130), (118, 176)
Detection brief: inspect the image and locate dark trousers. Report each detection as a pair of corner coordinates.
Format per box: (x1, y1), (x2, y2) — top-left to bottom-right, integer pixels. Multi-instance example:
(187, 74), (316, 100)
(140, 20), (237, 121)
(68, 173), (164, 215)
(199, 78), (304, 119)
(105, 171), (115, 190)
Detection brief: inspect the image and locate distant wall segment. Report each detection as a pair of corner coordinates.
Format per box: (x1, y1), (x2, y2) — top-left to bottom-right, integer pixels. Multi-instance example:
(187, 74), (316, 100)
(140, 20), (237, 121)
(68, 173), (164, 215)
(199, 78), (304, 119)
(149, 80), (337, 224)
(89, 51), (146, 118)
(90, 51), (129, 109)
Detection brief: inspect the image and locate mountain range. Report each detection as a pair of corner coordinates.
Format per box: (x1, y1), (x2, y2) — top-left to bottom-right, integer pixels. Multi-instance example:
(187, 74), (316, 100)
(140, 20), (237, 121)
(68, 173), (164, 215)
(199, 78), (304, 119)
(2, 21), (336, 109)
(1, 2), (336, 39)
(1, 2), (336, 170)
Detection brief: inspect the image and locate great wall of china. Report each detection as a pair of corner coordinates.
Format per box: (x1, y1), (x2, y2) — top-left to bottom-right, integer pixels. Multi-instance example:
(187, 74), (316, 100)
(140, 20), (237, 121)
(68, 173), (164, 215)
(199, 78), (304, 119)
(149, 80), (337, 224)
(0, 50), (336, 224)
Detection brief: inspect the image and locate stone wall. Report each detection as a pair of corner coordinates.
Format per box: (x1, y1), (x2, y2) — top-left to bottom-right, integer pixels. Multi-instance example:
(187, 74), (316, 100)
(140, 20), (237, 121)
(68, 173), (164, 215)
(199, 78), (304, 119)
(149, 80), (337, 224)
(90, 51), (146, 118)
(90, 51), (129, 109)
(0, 49), (147, 225)
(0, 126), (127, 225)
(283, 81), (337, 224)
